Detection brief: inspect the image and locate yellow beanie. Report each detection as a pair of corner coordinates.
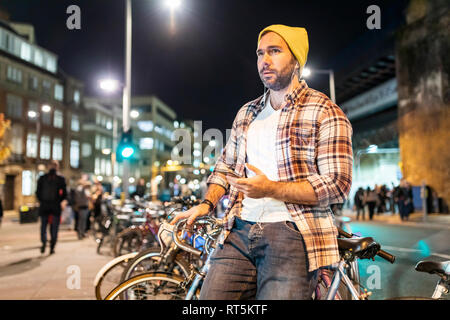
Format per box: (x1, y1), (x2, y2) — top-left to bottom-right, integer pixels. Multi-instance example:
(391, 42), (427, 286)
(257, 24), (309, 67)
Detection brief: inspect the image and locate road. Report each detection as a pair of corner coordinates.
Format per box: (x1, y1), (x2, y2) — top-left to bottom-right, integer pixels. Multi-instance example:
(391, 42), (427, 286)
(347, 220), (450, 300)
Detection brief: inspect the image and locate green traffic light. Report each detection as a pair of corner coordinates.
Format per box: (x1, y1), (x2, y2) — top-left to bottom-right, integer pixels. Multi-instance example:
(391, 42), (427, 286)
(121, 147), (135, 158)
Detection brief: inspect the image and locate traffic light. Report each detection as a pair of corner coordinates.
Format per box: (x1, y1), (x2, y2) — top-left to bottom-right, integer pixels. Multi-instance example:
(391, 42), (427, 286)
(116, 129), (139, 162)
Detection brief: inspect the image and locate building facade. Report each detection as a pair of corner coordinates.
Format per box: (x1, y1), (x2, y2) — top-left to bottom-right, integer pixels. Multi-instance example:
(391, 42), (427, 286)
(0, 19), (84, 211)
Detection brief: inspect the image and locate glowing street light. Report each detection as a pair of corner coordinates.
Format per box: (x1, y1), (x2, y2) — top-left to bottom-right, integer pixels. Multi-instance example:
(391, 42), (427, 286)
(165, 0), (182, 9)
(130, 110), (139, 119)
(99, 79), (120, 93)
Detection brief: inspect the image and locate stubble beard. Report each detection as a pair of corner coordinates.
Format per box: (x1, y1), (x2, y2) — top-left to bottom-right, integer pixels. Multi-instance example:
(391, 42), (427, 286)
(259, 60), (297, 91)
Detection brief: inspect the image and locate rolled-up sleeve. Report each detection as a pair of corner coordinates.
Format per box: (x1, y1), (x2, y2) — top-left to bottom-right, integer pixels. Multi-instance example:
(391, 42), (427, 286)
(306, 106), (353, 208)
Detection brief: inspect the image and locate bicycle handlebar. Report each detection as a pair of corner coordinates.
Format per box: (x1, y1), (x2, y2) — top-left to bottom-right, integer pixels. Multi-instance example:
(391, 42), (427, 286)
(172, 216), (223, 257)
(337, 227), (396, 264)
(172, 219), (204, 257)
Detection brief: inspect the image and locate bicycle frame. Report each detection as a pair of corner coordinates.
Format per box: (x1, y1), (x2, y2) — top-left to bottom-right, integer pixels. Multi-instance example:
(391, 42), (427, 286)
(325, 260), (361, 300)
(431, 278), (449, 300)
(185, 247), (215, 300)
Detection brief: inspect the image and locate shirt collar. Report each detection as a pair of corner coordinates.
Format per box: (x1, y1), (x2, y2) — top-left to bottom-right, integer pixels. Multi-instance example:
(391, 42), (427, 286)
(249, 80), (309, 116)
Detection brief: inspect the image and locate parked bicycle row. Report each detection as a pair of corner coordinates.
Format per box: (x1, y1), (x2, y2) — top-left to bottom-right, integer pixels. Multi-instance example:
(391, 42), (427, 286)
(93, 199), (449, 300)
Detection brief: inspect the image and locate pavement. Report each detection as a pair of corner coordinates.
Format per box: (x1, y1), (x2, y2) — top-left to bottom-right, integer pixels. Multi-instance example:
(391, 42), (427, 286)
(0, 213), (112, 300)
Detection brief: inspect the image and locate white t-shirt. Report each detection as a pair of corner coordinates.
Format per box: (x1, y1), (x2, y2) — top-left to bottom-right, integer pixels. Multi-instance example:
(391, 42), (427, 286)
(240, 96), (294, 223)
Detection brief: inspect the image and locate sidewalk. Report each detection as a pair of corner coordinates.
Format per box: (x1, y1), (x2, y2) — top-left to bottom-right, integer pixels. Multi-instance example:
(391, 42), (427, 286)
(342, 209), (450, 230)
(0, 214), (112, 300)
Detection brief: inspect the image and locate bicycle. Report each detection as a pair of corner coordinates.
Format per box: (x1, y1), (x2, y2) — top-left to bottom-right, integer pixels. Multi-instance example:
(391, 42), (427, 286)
(94, 197), (201, 299)
(112, 196), (200, 257)
(388, 260), (449, 300)
(105, 217), (399, 300)
(104, 216), (221, 300)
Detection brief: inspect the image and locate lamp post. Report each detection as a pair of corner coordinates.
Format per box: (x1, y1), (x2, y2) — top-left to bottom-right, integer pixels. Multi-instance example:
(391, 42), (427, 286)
(302, 68), (336, 104)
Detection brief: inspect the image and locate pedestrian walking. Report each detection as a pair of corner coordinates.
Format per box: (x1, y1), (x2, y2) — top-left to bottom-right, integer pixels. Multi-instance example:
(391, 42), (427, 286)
(35, 160), (67, 254)
(171, 25), (353, 299)
(398, 179), (414, 221)
(364, 187), (378, 220)
(354, 187), (365, 220)
(131, 178), (146, 199)
(91, 180), (104, 229)
(74, 177), (91, 240)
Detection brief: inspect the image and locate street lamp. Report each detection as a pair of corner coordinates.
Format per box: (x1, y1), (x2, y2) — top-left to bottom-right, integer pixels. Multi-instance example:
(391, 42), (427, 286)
(302, 67), (336, 104)
(130, 110), (139, 119)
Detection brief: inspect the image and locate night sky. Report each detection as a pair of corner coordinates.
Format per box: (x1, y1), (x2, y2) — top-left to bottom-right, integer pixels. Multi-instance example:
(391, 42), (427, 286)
(2, 0), (408, 133)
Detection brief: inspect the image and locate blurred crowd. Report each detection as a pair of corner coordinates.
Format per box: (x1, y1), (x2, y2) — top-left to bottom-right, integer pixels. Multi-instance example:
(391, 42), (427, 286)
(353, 178), (414, 221)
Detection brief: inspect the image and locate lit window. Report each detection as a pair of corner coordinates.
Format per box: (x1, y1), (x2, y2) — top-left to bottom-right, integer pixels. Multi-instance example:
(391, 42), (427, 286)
(71, 114), (80, 132)
(52, 138), (63, 161)
(139, 138), (154, 150)
(95, 135), (101, 150)
(34, 49), (43, 66)
(46, 55), (57, 73)
(55, 84), (64, 101)
(22, 170), (33, 196)
(137, 121), (154, 132)
(26, 133), (37, 158)
(70, 140), (80, 168)
(73, 90), (80, 105)
(94, 157), (100, 175)
(53, 110), (63, 128)
(20, 42), (31, 61)
(40, 135), (51, 160)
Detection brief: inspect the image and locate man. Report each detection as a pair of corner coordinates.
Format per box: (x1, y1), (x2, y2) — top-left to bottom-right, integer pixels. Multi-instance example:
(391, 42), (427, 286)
(132, 178), (146, 198)
(74, 176), (91, 240)
(354, 187), (365, 220)
(36, 160), (67, 254)
(172, 25), (353, 299)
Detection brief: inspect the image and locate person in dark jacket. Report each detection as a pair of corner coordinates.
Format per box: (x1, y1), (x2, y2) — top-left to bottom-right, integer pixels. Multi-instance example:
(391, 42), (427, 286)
(132, 178), (146, 198)
(36, 160), (67, 254)
(354, 187), (365, 220)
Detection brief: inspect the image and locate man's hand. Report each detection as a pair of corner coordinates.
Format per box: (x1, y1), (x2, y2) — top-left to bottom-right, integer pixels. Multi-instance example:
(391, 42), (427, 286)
(226, 164), (275, 199)
(170, 203), (211, 226)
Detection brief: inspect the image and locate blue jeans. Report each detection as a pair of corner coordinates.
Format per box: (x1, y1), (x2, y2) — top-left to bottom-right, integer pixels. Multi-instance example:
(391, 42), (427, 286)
(40, 215), (60, 248)
(199, 217), (318, 300)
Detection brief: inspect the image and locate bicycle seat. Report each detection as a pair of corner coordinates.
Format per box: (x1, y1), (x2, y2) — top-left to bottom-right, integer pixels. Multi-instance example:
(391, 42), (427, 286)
(415, 261), (450, 275)
(338, 237), (380, 260)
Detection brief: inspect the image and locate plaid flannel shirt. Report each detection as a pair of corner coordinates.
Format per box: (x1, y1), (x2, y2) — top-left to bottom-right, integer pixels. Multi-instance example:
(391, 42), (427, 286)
(207, 80), (353, 272)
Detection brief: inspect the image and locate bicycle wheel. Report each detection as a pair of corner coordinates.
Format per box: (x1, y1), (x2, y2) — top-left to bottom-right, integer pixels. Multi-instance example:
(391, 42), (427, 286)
(120, 247), (191, 283)
(113, 228), (143, 257)
(94, 252), (138, 300)
(105, 272), (190, 300)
